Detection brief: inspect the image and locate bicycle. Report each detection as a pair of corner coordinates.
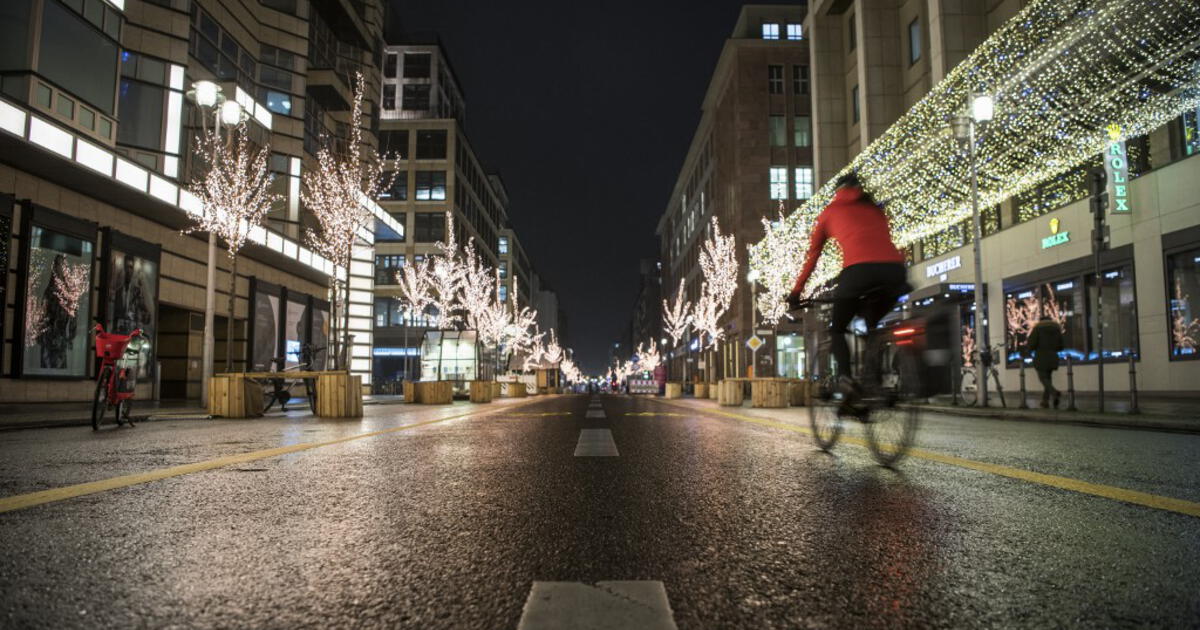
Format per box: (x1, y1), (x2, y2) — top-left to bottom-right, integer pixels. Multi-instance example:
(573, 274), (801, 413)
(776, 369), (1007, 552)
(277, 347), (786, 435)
(958, 345), (1006, 407)
(262, 344), (324, 413)
(91, 322), (146, 430)
(794, 294), (947, 467)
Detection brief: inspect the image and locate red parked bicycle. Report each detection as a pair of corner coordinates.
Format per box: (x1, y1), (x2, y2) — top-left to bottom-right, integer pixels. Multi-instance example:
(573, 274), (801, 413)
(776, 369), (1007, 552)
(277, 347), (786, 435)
(92, 322), (145, 430)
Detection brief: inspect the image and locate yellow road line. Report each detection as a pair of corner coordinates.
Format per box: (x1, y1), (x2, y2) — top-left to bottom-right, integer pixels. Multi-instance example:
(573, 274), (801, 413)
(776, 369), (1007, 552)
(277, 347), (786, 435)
(652, 398), (1200, 519)
(0, 398), (546, 515)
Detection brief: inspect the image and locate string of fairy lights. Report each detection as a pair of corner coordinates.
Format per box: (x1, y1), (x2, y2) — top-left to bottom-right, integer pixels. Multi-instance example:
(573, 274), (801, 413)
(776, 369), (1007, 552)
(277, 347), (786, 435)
(749, 0), (1200, 320)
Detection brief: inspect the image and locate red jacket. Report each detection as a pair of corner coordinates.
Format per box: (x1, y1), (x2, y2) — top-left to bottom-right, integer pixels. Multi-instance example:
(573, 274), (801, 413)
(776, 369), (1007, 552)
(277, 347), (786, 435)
(792, 187), (904, 294)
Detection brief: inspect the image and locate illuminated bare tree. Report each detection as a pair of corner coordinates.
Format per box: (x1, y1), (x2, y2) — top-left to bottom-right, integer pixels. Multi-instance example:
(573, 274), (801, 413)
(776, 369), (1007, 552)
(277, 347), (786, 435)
(186, 122), (281, 371)
(303, 72), (393, 369)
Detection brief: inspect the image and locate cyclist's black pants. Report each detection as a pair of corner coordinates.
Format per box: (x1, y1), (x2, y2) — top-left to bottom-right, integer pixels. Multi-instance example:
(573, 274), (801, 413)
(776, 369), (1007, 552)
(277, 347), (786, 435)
(829, 262), (908, 380)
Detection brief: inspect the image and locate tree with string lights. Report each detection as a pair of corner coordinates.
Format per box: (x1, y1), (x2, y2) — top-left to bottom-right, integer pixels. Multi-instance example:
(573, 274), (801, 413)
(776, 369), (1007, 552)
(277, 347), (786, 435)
(303, 72), (394, 370)
(695, 217), (737, 382)
(186, 121), (281, 371)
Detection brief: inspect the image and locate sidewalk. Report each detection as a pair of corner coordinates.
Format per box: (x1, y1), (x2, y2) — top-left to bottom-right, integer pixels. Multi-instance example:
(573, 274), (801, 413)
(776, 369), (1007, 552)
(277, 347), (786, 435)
(660, 392), (1200, 434)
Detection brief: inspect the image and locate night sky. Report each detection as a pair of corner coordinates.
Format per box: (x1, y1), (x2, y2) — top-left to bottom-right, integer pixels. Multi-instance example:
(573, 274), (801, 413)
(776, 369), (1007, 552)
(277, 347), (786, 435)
(390, 0), (761, 373)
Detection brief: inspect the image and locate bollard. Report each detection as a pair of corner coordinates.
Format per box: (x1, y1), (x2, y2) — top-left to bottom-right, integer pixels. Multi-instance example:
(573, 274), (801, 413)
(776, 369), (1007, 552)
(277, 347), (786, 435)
(1065, 355), (1077, 412)
(1128, 353), (1139, 414)
(951, 351), (961, 406)
(1018, 359), (1028, 409)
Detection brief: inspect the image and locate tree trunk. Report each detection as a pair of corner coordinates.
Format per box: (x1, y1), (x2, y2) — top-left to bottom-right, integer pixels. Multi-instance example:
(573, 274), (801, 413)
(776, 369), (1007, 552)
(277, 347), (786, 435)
(342, 277), (351, 374)
(225, 253), (238, 373)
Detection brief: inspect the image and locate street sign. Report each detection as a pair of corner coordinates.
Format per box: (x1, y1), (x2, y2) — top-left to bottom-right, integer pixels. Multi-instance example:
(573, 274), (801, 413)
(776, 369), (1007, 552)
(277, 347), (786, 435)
(746, 335), (764, 351)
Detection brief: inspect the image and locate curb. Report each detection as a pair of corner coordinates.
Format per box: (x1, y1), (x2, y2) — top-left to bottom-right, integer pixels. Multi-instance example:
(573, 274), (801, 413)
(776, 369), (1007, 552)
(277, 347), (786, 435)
(918, 405), (1200, 434)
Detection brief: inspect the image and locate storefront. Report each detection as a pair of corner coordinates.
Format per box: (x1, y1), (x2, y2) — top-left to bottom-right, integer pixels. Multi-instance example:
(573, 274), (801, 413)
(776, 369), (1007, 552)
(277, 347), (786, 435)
(418, 329), (492, 394)
(246, 278), (330, 372)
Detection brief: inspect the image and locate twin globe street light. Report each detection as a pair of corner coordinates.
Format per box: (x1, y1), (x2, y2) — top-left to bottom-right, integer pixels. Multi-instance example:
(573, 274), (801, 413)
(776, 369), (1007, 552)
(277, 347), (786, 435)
(185, 80), (249, 403)
(952, 93), (994, 406)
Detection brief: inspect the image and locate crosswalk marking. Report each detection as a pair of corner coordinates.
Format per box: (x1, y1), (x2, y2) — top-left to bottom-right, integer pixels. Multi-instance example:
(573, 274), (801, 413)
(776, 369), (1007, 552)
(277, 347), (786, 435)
(518, 581), (677, 630)
(574, 429), (619, 457)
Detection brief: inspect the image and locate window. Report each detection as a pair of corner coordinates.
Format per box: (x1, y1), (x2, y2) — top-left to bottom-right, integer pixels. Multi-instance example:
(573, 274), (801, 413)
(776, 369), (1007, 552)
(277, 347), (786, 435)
(402, 84), (431, 110)
(116, 80), (164, 150)
(908, 17), (922, 65)
(260, 65), (291, 92)
(498, 236), (509, 254)
(374, 218), (405, 242)
(761, 23), (780, 40)
(851, 84), (860, 123)
(768, 65), (783, 95)
(768, 116), (786, 146)
(404, 52), (432, 79)
(786, 24), (802, 40)
(1167, 248), (1200, 358)
(415, 171), (446, 201)
(848, 12), (856, 51)
(1087, 266), (1138, 360)
(382, 84), (396, 110)
(416, 129), (447, 159)
(0, 0), (33, 73)
(793, 65), (809, 95)
(414, 212), (446, 242)
(769, 167), (788, 200)
(794, 167), (814, 200)
(1181, 110), (1200, 158)
(264, 90), (291, 115)
(1005, 282), (1088, 365)
(384, 53), (398, 79)
(261, 0), (298, 14)
(379, 130), (408, 159)
(379, 171), (407, 201)
(260, 45), (295, 71)
(39, 0), (119, 115)
(499, 284), (508, 302)
(793, 115), (811, 147)
(499, 261), (508, 279)
(21, 223), (95, 378)
(374, 254), (405, 284)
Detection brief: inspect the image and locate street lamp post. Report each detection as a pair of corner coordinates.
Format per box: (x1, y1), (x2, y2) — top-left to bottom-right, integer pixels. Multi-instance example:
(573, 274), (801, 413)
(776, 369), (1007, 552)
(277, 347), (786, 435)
(186, 82), (248, 401)
(953, 93), (994, 406)
(747, 269), (759, 377)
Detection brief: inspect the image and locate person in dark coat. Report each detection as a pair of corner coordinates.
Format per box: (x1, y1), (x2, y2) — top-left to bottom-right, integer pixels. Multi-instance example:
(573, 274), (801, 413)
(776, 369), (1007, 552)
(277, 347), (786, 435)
(1026, 315), (1064, 408)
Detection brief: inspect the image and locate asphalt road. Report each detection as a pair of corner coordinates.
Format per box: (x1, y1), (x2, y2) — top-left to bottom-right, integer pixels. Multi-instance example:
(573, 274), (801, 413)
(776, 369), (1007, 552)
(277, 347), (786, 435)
(0, 394), (1198, 628)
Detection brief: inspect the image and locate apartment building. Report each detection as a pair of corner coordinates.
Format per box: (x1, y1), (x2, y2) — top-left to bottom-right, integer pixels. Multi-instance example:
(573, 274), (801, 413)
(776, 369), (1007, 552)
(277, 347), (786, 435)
(656, 4), (812, 382)
(0, 0), (389, 402)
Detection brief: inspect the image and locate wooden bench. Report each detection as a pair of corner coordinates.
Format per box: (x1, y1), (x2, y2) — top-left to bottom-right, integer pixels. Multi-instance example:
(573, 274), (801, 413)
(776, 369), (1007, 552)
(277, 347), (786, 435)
(209, 371), (361, 418)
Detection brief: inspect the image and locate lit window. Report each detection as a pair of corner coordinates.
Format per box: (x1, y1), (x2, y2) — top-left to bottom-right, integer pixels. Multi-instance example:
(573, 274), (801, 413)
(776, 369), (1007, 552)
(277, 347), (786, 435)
(499, 285), (508, 302)
(499, 261), (508, 279)
(414, 171), (446, 201)
(498, 236), (509, 254)
(768, 115), (786, 146)
(794, 167), (813, 200)
(769, 167), (788, 200)
(793, 115), (811, 147)
(786, 24), (802, 40)
(768, 65), (783, 94)
(761, 23), (780, 40)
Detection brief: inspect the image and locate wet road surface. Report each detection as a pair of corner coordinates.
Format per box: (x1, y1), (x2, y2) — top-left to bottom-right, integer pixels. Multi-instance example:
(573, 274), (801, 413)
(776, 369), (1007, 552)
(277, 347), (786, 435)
(0, 394), (1198, 628)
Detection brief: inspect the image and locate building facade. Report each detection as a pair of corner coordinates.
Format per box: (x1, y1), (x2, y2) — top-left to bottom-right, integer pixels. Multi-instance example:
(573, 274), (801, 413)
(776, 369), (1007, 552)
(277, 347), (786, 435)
(786, 0), (1200, 396)
(0, 0), (391, 402)
(656, 4), (812, 382)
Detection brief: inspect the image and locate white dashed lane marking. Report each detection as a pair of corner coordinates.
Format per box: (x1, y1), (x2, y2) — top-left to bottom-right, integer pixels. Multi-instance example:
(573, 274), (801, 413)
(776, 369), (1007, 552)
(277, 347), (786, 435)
(518, 581), (677, 630)
(573, 429), (619, 457)
(585, 409), (607, 419)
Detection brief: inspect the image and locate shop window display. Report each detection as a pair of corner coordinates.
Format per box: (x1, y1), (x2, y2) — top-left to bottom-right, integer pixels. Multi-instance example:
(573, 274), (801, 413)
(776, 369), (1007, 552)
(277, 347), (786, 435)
(22, 225), (94, 377)
(1167, 248), (1200, 358)
(1087, 266), (1138, 359)
(103, 233), (159, 380)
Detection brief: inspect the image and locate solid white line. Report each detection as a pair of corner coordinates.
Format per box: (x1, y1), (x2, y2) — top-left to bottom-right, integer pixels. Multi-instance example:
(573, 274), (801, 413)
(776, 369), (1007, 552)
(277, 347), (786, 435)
(573, 429), (618, 456)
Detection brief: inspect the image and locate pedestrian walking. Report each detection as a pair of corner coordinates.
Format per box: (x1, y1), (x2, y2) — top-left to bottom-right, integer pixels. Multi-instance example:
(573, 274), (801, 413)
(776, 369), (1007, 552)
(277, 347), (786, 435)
(1026, 315), (1064, 408)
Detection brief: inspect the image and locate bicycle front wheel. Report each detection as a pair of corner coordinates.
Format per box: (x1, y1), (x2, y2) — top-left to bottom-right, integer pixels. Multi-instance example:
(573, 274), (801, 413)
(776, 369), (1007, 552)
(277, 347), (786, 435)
(807, 378), (843, 451)
(959, 368), (979, 406)
(92, 367), (111, 430)
(865, 350), (922, 467)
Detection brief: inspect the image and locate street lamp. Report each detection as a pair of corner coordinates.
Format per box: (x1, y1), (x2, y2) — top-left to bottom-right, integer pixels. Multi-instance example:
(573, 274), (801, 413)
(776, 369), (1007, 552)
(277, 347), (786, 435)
(185, 81), (246, 404)
(746, 269), (760, 377)
(953, 92), (993, 406)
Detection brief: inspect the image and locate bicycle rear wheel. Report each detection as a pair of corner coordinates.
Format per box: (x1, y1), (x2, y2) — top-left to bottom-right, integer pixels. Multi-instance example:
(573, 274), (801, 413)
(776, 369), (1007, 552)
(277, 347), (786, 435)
(807, 377), (843, 451)
(92, 366), (111, 430)
(117, 399), (133, 427)
(865, 348), (922, 467)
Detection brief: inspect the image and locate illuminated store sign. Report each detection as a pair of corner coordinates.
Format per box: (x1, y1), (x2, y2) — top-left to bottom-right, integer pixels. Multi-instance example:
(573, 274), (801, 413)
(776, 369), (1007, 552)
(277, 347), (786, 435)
(1104, 124), (1132, 214)
(1042, 218), (1070, 249)
(925, 255), (962, 278)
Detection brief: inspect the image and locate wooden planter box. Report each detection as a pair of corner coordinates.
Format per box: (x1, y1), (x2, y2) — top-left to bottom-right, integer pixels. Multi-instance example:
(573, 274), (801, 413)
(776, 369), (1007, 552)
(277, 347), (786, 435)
(469, 380), (493, 403)
(414, 380), (453, 405)
(403, 381), (416, 403)
(208, 375), (263, 419)
(789, 381), (810, 407)
(491, 382), (502, 400)
(751, 379), (789, 408)
(664, 383), (682, 399)
(693, 382), (709, 399)
(717, 380), (744, 406)
(316, 373), (363, 418)
(504, 382), (527, 398)
(709, 383), (719, 400)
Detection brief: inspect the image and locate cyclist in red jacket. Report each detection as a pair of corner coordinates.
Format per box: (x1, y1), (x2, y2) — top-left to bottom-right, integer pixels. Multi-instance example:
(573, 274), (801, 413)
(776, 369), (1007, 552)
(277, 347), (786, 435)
(787, 172), (909, 385)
